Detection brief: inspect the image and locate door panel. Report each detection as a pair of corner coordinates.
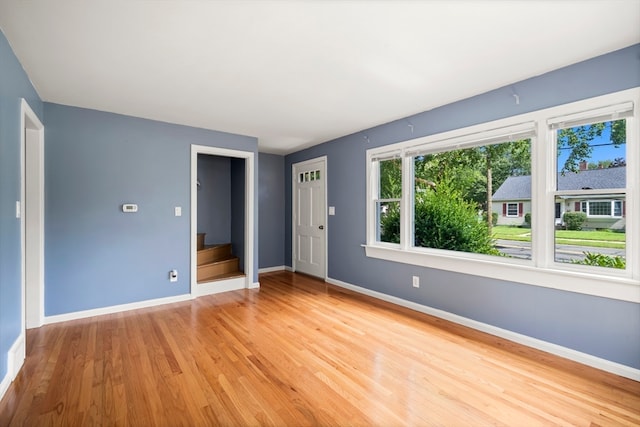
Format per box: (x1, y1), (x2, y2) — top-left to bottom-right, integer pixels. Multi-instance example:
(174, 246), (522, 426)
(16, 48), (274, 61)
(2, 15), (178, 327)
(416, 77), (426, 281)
(293, 159), (326, 278)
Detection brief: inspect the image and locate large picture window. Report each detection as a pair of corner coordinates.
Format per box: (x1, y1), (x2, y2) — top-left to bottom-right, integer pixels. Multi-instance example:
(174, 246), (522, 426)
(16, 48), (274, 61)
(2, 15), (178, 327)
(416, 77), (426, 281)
(365, 89), (639, 302)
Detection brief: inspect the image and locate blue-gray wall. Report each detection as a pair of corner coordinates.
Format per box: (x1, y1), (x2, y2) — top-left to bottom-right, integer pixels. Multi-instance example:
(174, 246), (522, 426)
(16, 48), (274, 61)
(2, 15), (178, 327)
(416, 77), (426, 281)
(197, 154), (231, 245)
(285, 44), (640, 369)
(44, 103), (258, 315)
(258, 153), (285, 269)
(0, 30), (43, 381)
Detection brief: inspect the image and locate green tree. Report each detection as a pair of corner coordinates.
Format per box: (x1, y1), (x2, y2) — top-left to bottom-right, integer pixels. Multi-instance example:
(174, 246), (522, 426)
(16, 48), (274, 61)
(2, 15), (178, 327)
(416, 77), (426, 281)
(557, 120), (625, 174)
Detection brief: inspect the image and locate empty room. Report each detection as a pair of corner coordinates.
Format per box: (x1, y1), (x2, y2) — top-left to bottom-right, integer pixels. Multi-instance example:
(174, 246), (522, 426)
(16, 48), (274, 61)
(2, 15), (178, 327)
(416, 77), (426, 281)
(1, 1), (639, 425)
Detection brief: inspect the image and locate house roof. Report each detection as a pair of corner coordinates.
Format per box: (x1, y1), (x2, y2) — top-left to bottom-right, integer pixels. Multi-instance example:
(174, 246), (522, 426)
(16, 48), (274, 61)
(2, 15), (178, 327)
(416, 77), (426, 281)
(492, 166), (627, 200)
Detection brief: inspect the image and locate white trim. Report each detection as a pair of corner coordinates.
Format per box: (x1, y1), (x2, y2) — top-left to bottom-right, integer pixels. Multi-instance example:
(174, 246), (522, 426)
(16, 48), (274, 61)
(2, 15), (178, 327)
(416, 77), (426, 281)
(0, 333), (26, 402)
(365, 88), (640, 302)
(190, 145), (255, 294)
(325, 276), (640, 381)
(258, 265), (287, 273)
(291, 156), (328, 279)
(20, 99), (45, 332)
(44, 293), (193, 324)
(194, 277), (246, 297)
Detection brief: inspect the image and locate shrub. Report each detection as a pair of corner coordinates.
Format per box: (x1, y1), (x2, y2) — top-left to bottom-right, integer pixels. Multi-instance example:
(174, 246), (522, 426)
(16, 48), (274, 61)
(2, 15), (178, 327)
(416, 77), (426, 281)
(572, 252), (626, 269)
(413, 179), (499, 255)
(380, 204), (400, 244)
(563, 212), (587, 231)
(524, 212), (531, 226)
(483, 211), (498, 226)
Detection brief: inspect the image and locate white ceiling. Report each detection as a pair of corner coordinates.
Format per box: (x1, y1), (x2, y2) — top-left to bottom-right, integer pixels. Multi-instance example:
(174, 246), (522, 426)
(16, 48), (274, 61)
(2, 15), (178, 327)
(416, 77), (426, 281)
(1, 1), (639, 154)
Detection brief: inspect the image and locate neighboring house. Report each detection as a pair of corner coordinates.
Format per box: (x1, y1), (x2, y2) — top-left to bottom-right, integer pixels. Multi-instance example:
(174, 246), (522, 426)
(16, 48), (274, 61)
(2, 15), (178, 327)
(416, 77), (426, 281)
(492, 165), (626, 230)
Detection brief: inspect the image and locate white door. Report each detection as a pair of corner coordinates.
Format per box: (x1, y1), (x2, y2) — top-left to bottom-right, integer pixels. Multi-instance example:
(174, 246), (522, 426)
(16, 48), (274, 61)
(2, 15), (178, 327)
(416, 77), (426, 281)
(293, 158), (326, 278)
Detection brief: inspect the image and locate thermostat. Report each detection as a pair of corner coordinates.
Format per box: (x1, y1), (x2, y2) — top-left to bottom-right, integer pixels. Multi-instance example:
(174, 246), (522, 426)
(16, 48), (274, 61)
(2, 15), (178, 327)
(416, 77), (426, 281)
(122, 204), (138, 213)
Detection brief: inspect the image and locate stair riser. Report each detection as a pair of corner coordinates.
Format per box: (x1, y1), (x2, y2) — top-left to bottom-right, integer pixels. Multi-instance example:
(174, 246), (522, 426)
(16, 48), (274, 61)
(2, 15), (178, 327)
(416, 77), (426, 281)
(197, 258), (239, 280)
(197, 245), (232, 265)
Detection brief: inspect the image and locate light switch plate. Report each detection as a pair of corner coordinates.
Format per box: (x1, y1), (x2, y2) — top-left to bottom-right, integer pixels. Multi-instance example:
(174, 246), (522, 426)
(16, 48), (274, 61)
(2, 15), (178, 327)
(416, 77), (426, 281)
(175, 206), (182, 217)
(329, 206), (335, 215)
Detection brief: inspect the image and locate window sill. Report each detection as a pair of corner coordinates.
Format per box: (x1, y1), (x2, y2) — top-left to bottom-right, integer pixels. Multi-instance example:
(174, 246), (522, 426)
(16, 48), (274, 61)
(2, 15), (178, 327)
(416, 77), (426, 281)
(363, 244), (640, 303)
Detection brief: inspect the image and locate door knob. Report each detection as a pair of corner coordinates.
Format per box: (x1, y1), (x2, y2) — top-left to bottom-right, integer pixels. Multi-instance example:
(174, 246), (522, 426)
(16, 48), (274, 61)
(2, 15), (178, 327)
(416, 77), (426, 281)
(319, 225), (324, 230)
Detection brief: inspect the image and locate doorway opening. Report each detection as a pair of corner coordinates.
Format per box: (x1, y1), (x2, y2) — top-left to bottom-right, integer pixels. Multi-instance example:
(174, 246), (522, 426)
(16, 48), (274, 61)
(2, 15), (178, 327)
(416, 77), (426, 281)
(190, 145), (255, 296)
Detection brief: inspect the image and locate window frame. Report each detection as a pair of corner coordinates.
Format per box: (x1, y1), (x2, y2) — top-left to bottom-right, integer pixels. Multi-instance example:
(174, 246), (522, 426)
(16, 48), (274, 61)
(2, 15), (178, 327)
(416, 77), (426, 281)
(580, 199), (624, 218)
(506, 202), (520, 217)
(364, 88), (639, 303)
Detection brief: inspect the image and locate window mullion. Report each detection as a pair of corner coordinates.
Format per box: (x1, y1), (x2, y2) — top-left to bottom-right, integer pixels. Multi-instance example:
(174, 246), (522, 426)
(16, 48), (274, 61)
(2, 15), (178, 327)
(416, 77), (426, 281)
(400, 155), (413, 251)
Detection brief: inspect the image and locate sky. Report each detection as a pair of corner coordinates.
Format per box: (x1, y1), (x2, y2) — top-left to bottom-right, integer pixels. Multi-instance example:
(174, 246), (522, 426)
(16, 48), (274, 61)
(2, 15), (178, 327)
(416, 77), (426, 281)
(556, 121), (625, 172)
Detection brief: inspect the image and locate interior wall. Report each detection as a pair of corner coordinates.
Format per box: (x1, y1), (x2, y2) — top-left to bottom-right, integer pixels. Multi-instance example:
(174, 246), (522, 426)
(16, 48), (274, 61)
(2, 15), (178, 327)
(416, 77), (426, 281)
(0, 30), (43, 382)
(284, 44), (640, 369)
(43, 103), (257, 316)
(197, 154), (231, 245)
(258, 153), (285, 269)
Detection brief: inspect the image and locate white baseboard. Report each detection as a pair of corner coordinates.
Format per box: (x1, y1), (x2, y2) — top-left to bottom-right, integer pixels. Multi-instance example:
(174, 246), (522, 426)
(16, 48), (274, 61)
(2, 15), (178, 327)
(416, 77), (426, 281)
(326, 276), (640, 382)
(1, 332), (26, 402)
(195, 277), (246, 297)
(249, 281), (260, 289)
(258, 265), (286, 273)
(44, 293), (193, 325)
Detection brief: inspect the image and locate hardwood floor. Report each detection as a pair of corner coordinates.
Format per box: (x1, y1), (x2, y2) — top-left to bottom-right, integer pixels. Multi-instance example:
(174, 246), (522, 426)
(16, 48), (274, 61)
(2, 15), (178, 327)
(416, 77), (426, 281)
(1, 271), (639, 426)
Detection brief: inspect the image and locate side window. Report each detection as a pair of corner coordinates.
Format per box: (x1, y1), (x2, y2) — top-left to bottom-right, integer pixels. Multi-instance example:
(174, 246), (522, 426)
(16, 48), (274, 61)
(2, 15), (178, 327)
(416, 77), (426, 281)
(375, 158), (402, 244)
(553, 119), (627, 269)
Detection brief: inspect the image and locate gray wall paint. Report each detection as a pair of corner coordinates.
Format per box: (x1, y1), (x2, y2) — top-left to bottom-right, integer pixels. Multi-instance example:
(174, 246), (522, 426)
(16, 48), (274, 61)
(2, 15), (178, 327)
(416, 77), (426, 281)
(44, 103), (258, 315)
(0, 30), (43, 381)
(285, 44), (640, 369)
(197, 154), (231, 245)
(258, 153), (285, 268)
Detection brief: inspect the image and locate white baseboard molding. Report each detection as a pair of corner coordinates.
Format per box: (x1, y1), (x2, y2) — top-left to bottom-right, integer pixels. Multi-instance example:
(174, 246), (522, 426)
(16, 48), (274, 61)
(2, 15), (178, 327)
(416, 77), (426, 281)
(258, 265), (286, 273)
(195, 277), (246, 297)
(326, 276), (640, 382)
(1, 332), (26, 402)
(44, 293), (193, 325)
(249, 281), (260, 289)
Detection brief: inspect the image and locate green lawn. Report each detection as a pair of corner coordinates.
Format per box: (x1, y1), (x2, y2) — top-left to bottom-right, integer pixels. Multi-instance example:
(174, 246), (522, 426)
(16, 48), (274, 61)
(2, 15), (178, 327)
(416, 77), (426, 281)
(492, 226), (626, 249)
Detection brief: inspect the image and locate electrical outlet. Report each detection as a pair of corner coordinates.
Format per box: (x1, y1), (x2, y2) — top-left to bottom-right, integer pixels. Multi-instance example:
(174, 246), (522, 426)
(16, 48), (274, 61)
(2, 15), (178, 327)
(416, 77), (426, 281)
(169, 269), (178, 282)
(412, 276), (420, 288)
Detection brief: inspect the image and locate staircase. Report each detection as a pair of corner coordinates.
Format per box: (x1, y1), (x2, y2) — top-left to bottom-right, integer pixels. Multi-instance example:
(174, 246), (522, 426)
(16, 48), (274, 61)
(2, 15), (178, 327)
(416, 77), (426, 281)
(197, 233), (244, 283)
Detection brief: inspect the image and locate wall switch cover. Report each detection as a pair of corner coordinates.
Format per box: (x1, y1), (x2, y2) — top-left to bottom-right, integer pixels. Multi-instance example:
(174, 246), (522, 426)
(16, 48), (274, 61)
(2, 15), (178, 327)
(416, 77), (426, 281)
(329, 206), (335, 215)
(175, 206), (182, 216)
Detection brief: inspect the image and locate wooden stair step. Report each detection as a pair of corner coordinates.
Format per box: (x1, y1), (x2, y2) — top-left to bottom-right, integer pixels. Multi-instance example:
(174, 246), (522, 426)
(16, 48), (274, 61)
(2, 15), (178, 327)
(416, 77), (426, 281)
(197, 243), (232, 266)
(197, 255), (240, 282)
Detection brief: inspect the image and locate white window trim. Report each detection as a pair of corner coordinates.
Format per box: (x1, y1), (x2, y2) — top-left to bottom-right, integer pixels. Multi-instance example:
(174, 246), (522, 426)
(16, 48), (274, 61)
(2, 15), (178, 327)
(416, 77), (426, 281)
(364, 88), (640, 303)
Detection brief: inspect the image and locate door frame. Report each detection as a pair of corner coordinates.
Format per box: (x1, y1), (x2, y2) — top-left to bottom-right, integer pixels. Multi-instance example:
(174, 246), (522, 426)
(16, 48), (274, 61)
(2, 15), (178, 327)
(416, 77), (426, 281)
(291, 156), (328, 279)
(190, 145), (255, 295)
(21, 99), (45, 335)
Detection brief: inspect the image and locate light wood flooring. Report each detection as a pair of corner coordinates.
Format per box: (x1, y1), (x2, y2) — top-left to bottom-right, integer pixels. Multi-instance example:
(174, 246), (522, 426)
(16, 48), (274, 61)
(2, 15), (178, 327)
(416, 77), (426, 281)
(1, 271), (639, 426)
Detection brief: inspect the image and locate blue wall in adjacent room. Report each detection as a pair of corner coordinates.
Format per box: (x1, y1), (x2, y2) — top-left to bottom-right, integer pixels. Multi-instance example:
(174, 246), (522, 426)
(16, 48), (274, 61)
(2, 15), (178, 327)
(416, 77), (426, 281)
(258, 153), (285, 269)
(44, 103), (258, 315)
(197, 154), (231, 245)
(0, 30), (43, 382)
(285, 44), (640, 369)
